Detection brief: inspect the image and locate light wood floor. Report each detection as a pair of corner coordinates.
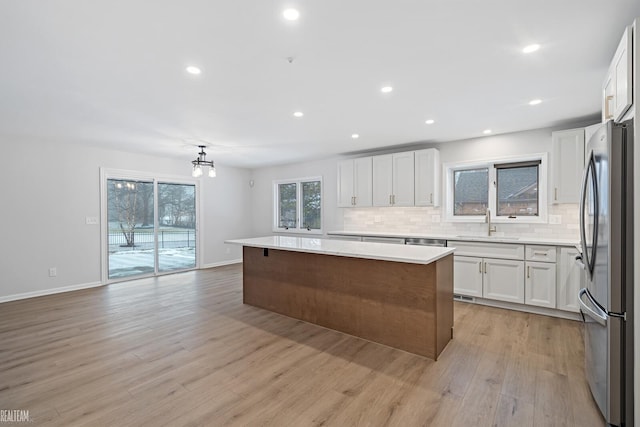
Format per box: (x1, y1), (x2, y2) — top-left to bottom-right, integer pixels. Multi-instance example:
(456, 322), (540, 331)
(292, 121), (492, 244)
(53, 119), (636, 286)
(0, 264), (604, 426)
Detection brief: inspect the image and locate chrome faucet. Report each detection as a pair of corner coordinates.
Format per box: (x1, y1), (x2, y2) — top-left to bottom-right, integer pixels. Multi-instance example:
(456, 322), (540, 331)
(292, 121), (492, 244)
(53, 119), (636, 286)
(486, 209), (497, 236)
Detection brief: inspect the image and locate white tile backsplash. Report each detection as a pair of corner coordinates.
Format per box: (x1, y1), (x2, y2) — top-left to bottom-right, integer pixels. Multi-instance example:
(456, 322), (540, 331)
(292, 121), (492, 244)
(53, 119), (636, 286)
(342, 204), (579, 240)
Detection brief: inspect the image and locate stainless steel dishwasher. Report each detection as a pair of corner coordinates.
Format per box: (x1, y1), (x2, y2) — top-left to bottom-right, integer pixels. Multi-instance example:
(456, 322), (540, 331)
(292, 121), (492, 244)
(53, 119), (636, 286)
(404, 238), (447, 247)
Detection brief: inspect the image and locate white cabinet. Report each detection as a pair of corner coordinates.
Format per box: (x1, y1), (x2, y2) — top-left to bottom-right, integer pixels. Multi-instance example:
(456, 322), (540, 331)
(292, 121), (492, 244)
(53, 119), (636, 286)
(372, 152), (415, 206)
(450, 241), (524, 302)
(414, 149), (440, 207)
(551, 128), (585, 204)
(453, 256), (483, 297)
(603, 25), (633, 122)
(337, 157), (372, 207)
(556, 247), (581, 312)
(483, 259), (525, 303)
(525, 261), (557, 308)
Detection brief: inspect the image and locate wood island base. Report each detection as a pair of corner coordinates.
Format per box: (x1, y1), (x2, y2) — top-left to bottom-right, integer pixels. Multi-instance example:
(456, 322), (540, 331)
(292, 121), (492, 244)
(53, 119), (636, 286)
(242, 246), (454, 360)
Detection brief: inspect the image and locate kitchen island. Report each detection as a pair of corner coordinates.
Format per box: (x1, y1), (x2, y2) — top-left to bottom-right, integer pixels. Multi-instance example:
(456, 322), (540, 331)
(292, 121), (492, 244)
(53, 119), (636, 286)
(226, 236), (455, 360)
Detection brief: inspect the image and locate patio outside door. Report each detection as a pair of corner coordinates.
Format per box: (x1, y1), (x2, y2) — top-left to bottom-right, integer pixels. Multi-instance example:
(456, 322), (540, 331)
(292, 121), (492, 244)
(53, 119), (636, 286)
(105, 176), (197, 281)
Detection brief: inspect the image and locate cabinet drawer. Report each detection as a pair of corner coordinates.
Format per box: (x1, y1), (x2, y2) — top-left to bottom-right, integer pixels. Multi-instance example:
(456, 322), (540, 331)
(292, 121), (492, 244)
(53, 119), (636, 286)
(525, 245), (557, 262)
(447, 241), (524, 260)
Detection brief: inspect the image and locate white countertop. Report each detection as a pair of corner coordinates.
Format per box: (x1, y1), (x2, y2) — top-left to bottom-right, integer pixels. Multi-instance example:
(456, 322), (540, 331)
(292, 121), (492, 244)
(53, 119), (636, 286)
(225, 236), (455, 265)
(327, 230), (579, 246)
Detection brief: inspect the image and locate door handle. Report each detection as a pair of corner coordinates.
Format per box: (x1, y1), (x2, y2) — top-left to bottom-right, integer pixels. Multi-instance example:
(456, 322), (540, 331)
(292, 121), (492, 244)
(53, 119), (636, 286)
(554, 187), (558, 201)
(483, 262), (487, 274)
(605, 95), (614, 120)
(430, 193), (433, 204)
(479, 262), (482, 273)
(527, 266), (530, 279)
(578, 288), (607, 326)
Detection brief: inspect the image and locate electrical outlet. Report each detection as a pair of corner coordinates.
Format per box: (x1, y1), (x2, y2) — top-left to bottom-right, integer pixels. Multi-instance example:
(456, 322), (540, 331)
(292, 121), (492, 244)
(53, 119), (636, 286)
(49, 267), (57, 277)
(549, 215), (561, 225)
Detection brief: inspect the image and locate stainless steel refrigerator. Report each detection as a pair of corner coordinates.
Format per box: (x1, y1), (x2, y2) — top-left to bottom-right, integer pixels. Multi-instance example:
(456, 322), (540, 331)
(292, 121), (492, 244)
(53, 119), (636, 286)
(577, 119), (634, 426)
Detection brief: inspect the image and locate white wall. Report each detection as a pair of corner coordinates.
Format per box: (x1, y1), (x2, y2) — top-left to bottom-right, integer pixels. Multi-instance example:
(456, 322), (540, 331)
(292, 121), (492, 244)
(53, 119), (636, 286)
(249, 123), (593, 240)
(249, 156), (344, 236)
(0, 137), (252, 301)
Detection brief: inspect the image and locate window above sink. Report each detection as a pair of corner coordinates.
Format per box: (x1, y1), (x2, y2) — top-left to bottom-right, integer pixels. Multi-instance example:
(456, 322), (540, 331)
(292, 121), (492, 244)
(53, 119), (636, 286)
(443, 153), (548, 225)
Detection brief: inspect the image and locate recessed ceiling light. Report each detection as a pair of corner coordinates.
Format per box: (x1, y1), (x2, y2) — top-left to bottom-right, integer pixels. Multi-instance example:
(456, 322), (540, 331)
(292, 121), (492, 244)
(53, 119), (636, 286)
(186, 66), (201, 75)
(522, 44), (540, 54)
(529, 99), (542, 106)
(283, 8), (300, 21)
(380, 86), (393, 93)
(293, 111), (304, 118)
(425, 119), (435, 125)
(351, 134), (360, 139)
(483, 129), (492, 135)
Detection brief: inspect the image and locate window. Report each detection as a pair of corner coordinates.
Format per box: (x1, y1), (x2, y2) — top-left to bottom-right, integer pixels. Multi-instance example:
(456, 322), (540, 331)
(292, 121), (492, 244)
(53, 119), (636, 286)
(495, 161), (540, 217)
(454, 168), (488, 215)
(444, 154), (547, 223)
(274, 177), (323, 233)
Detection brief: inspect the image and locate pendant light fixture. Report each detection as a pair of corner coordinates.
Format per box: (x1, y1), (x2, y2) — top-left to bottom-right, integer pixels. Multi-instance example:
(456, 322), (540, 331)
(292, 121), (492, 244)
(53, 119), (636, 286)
(191, 145), (216, 178)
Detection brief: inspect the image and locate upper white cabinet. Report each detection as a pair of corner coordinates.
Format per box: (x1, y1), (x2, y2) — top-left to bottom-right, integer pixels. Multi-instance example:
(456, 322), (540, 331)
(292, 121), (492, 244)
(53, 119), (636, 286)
(372, 152), (415, 206)
(603, 25), (633, 122)
(337, 157), (372, 207)
(414, 149), (440, 207)
(551, 128), (585, 204)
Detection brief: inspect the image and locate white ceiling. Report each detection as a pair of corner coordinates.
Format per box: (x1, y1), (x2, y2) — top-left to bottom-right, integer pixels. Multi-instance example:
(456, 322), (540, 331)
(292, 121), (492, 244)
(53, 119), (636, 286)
(1, 1), (639, 168)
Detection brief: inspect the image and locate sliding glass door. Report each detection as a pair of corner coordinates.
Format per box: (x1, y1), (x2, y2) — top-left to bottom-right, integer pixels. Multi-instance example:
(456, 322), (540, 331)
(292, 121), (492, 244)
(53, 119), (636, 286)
(105, 174), (197, 281)
(158, 183), (196, 272)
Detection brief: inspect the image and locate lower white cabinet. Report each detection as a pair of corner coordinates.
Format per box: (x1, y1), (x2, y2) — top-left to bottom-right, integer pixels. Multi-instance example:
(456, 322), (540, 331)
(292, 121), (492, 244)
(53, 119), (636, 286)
(525, 261), (557, 308)
(483, 259), (525, 304)
(361, 236), (405, 244)
(556, 247), (581, 312)
(453, 256), (483, 297)
(453, 256), (524, 303)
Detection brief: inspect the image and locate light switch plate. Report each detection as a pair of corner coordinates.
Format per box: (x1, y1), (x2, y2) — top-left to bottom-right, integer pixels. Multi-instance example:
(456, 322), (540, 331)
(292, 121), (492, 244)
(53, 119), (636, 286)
(85, 216), (99, 225)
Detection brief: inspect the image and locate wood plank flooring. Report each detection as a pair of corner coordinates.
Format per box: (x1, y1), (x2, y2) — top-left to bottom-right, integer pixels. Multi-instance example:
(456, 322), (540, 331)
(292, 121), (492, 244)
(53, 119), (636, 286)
(0, 264), (604, 426)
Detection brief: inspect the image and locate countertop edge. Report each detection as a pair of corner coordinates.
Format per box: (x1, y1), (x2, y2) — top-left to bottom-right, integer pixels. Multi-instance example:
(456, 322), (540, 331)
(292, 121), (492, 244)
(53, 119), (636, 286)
(225, 237), (455, 265)
(326, 230), (579, 246)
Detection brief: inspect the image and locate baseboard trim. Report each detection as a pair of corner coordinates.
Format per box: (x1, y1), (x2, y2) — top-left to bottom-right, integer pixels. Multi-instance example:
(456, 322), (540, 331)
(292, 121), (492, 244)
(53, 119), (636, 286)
(201, 259), (242, 269)
(455, 296), (583, 321)
(0, 281), (103, 304)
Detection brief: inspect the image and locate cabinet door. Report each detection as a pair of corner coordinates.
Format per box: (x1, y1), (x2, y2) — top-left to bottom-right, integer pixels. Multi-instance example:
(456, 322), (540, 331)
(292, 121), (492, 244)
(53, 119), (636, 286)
(483, 259), (525, 303)
(392, 152), (415, 206)
(414, 149), (440, 206)
(557, 247), (581, 312)
(372, 154), (393, 206)
(337, 159), (355, 207)
(525, 261), (556, 308)
(353, 157), (373, 207)
(602, 68), (615, 122)
(551, 128), (585, 204)
(612, 26), (632, 121)
(453, 256), (483, 297)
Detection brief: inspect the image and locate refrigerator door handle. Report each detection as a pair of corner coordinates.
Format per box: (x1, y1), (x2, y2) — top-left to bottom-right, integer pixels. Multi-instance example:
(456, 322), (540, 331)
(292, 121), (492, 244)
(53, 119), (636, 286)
(578, 288), (607, 326)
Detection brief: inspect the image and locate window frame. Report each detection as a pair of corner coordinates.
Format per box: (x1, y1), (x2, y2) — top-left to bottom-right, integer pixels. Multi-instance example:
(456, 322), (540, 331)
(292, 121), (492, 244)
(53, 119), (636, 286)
(443, 153), (548, 224)
(272, 176), (323, 234)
